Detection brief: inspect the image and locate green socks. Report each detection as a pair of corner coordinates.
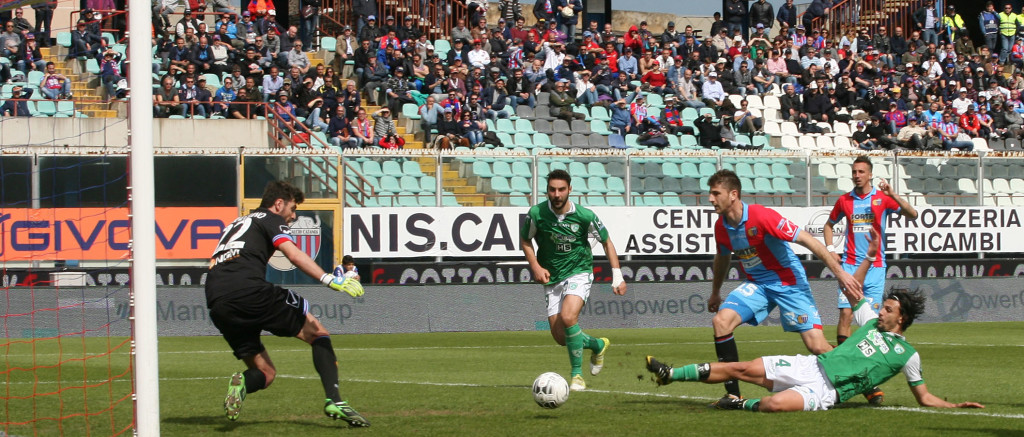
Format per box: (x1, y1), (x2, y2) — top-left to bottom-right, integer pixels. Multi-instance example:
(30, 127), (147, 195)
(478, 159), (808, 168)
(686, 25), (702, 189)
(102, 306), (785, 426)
(673, 364), (699, 381)
(565, 324), (585, 376)
(672, 363), (711, 381)
(743, 398), (761, 412)
(580, 331), (605, 353)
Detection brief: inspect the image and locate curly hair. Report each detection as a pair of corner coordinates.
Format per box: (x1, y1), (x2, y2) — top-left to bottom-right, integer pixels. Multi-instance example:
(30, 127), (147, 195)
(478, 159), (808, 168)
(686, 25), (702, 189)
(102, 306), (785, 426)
(885, 287), (926, 331)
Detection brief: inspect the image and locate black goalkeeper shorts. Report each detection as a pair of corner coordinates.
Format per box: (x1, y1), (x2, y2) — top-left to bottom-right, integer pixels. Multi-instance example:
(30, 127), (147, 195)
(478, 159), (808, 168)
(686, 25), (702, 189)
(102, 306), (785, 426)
(208, 284), (309, 359)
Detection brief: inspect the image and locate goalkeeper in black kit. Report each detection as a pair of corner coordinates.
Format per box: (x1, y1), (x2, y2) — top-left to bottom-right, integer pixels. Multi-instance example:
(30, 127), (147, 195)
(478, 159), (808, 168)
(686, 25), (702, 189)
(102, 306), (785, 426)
(205, 181), (370, 427)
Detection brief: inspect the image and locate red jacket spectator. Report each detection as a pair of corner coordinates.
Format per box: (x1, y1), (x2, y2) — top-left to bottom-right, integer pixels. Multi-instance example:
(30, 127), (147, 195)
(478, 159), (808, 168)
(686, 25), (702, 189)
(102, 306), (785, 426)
(623, 25), (644, 54)
(959, 111), (980, 135)
(641, 68), (668, 88)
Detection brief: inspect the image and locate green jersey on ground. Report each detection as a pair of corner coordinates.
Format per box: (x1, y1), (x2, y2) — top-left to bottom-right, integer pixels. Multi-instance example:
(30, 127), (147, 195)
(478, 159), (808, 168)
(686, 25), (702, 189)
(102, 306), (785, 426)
(521, 200), (610, 285)
(817, 300), (924, 403)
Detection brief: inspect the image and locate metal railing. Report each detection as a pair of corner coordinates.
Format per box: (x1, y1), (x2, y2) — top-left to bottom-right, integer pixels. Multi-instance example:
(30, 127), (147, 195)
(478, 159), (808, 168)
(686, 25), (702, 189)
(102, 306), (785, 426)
(318, 0), (469, 40)
(803, 0), (926, 40)
(329, 149), (1020, 209)
(69, 9), (129, 43)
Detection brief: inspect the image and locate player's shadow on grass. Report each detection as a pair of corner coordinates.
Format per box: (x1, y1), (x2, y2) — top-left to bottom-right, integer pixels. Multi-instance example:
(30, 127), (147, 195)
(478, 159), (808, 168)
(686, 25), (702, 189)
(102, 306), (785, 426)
(164, 415), (340, 432)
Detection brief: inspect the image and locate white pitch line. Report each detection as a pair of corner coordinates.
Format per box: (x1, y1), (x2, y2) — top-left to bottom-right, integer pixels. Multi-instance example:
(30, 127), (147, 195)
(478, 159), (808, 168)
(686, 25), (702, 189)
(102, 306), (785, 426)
(876, 406), (1024, 420)
(4, 374), (1019, 420)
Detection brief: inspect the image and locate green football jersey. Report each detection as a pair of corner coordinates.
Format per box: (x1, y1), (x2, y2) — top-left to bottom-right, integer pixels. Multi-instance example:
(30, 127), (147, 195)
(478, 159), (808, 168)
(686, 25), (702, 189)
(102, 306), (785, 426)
(520, 200), (610, 285)
(817, 300), (924, 403)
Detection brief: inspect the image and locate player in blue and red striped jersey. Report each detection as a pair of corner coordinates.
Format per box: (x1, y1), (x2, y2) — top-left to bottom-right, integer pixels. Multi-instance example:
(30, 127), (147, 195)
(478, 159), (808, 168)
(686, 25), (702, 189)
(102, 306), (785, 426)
(706, 170), (862, 407)
(824, 156), (918, 344)
(824, 157), (917, 405)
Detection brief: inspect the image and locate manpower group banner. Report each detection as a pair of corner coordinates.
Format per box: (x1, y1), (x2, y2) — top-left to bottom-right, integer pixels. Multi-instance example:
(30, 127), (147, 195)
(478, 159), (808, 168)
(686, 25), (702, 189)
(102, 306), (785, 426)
(4, 278), (1021, 337)
(343, 206), (1023, 258)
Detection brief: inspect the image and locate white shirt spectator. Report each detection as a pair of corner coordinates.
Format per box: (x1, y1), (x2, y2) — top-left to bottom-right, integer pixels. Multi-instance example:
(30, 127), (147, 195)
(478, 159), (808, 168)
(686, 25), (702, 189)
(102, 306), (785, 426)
(951, 96), (973, 115)
(542, 43), (565, 72)
(702, 77), (726, 102)
(921, 59), (943, 79)
(467, 48), (491, 68)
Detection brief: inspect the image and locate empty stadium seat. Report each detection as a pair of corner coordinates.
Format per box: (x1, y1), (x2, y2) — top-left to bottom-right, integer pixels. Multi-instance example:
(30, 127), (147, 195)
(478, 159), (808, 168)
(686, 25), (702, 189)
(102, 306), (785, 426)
(492, 161), (515, 177)
(472, 161), (494, 177)
(587, 177), (608, 193)
(780, 135), (799, 150)
(362, 161), (385, 177)
(798, 136), (817, 150)
(607, 176), (625, 192)
(958, 178), (978, 194)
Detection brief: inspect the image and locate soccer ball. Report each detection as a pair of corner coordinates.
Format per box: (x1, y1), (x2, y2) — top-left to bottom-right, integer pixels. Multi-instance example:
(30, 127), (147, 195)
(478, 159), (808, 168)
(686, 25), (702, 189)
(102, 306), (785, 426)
(532, 372), (569, 408)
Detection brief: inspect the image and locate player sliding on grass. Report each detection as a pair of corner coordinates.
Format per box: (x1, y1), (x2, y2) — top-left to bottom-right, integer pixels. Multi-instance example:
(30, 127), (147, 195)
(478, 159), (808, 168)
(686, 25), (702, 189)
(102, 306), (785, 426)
(521, 169), (627, 391)
(705, 169), (861, 406)
(205, 181), (370, 427)
(645, 229), (985, 412)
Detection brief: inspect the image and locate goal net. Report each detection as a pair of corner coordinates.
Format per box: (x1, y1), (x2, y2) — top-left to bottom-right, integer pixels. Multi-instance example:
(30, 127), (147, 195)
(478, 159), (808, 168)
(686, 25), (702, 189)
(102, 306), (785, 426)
(0, 151), (135, 436)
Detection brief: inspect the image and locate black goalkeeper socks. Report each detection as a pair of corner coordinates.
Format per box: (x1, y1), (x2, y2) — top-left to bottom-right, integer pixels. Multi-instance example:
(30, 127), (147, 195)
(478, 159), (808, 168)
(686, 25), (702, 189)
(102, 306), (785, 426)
(837, 335), (848, 345)
(243, 368), (267, 394)
(312, 336), (342, 403)
(714, 333), (740, 397)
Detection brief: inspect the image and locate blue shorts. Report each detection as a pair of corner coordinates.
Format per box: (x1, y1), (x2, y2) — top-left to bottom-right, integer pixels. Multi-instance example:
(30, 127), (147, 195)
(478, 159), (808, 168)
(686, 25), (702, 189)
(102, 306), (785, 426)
(720, 281), (822, 332)
(837, 263), (884, 312)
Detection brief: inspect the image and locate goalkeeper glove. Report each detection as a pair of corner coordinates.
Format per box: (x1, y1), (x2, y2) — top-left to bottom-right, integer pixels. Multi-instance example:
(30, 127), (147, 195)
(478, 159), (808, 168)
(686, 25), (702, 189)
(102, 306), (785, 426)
(320, 273), (365, 297)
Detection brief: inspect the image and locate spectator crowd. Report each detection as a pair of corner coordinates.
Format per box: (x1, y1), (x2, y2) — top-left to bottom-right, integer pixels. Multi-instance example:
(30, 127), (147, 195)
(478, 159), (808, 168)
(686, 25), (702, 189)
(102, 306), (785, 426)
(8, 0), (1024, 152)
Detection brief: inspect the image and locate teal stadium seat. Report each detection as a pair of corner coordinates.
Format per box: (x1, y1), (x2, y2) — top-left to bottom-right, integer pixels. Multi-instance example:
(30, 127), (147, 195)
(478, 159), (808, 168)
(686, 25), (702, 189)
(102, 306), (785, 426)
(606, 176), (625, 193)
(568, 161), (587, 176)
(512, 161), (532, 177)
(403, 160), (425, 177)
(398, 192), (419, 207)
(320, 36), (337, 51)
(515, 118), (537, 135)
(57, 32), (72, 48)
(419, 175), (437, 192)
(513, 132), (533, 148)
(587, 177), (608, 193)
(587, 162), (608, 177)
(417, 193), (436, 207)
(400, 175), (420, 192)
(382, 160), (402, 175)
(510, 176), (532, 193)
(491, 176), (513, 193)
(34, 100), (56, 116)
(662, 162), (681, 178)
(492, 161), (515, 177)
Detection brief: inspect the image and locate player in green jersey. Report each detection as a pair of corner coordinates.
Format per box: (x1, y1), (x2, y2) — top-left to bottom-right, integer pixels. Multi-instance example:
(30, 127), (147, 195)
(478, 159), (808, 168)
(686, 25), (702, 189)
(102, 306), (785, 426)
(521, 169), (628, 391)
(643, 230), (985, 412)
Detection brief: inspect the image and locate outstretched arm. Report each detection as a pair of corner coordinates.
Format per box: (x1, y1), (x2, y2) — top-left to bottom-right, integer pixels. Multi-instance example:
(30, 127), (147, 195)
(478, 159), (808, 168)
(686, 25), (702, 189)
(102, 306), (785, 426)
(878, 178), (918, 220)
(278, 240), (328, 279)
(795, 230), (862, 302)
(910, 383), (985, 409)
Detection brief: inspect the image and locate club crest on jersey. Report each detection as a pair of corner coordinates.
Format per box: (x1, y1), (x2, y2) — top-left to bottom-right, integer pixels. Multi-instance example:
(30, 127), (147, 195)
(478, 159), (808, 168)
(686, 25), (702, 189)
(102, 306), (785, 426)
(747, 226), (758, 237)
(570, 223), (580, 233)
(873, 198), (882, 206)
(269, 215), (322, 271)
(894, 343), (905, 354)
(783, 311), (809, 326)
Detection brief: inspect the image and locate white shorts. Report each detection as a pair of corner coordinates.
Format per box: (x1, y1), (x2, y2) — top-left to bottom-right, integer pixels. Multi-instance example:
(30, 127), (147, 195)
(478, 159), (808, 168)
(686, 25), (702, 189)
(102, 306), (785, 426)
(761, 354), (837, 411)
(544, 272), (593, 317)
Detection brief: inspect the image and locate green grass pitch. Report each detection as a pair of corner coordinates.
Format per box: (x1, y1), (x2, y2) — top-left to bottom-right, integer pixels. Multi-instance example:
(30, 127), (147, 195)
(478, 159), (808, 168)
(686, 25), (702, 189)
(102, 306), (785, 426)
(3, 322), (1022, 436)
